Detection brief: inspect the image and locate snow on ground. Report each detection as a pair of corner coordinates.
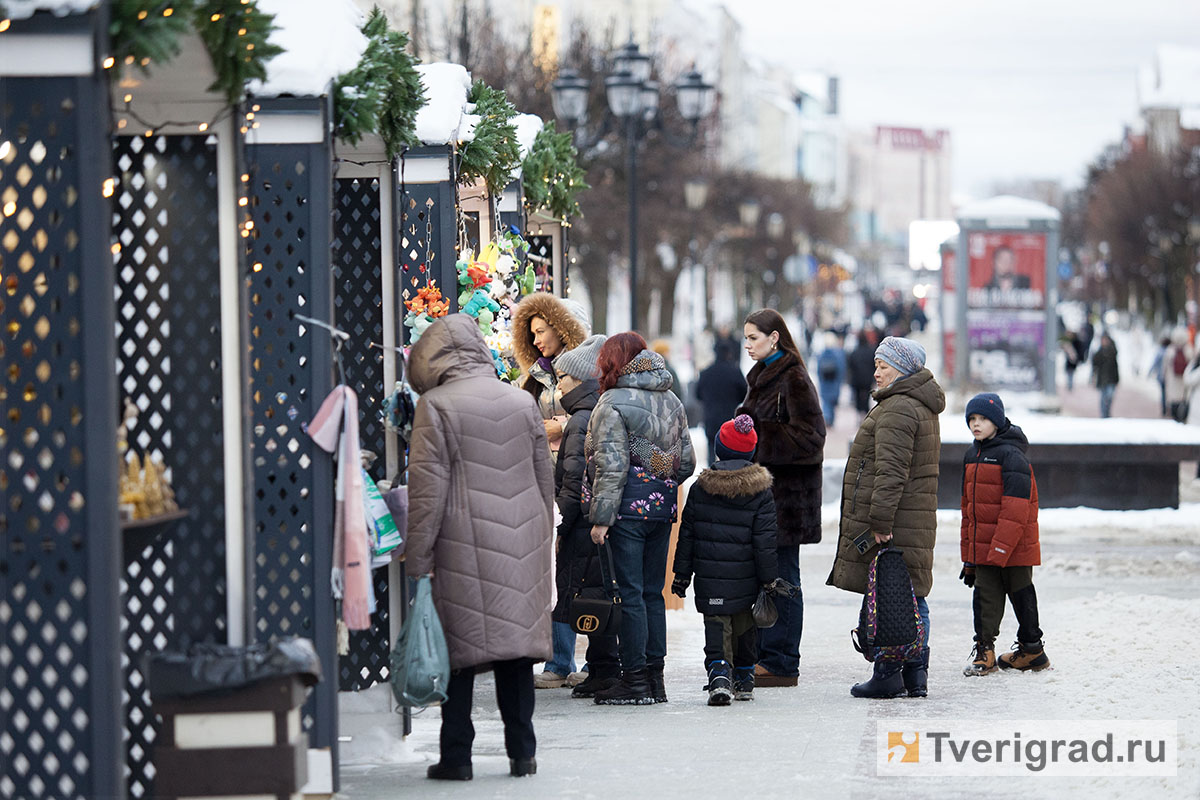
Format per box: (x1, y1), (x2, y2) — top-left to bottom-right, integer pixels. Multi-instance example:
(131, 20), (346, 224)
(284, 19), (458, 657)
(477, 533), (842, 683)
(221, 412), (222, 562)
(337, 512), (1200, 799)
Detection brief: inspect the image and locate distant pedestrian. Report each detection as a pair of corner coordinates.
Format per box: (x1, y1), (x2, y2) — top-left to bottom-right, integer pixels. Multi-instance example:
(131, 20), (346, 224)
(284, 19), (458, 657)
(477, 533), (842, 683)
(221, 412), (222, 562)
(847, 329), (878, 420)
(1164, 330), (1193, 424)
(959, 393), (1050, 678)
(1059, 331), (1084, 391)
(815, 331), (847, 427)
(1091, 333), (1119, 418)
(671, 415), (779, 705)
(695, 339), (749, 466)
(651, 338), (685, 403)
(1184, 352), (1200, 478)
(1148, 336), (1171, 416)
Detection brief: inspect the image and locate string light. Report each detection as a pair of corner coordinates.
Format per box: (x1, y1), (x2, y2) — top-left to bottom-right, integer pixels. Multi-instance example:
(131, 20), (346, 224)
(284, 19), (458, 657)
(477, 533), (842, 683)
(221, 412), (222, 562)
(102, 57), (115, 69)
(102, 178), (115, 198)
(0, 19), (10, 33)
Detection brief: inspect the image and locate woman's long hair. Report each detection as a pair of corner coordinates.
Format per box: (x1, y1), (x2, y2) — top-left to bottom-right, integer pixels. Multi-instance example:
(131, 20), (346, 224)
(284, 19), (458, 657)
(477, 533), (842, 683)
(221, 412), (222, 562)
(597, 331), (648, 392)
(745, 308), (804, 365)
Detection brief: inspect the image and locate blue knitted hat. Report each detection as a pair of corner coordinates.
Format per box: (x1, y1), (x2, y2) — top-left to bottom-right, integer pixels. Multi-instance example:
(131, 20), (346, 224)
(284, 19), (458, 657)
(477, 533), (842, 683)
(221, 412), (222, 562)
(965, 392), (1005, 430)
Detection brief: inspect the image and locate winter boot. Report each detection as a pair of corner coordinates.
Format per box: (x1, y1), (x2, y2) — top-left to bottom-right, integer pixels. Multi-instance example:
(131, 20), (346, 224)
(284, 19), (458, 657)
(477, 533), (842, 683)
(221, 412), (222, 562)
(509, 757), (537, 777)
(426, 762), (473, 781)
(902, 647), (929, 698)
(570, 669), (619, 699)
(593, 668), (654, 706)
(705, 661), (733, 706)
(732, 667), (755, 701)
(647, 664), (668, 704)
(998, 640), (1051, 672)
(850, 660), (905, 698)
(963, 640), (997, 677)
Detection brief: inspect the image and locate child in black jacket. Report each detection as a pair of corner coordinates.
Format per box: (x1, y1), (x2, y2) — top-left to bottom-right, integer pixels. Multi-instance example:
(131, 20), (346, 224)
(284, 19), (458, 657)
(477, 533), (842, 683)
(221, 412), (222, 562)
(672, 415), (778, 705)
(549, 335), (621, 698)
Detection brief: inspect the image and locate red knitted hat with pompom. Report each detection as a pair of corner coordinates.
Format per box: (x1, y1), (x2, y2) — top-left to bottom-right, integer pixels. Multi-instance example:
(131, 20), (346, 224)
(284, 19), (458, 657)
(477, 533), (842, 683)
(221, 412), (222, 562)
(716, 414), (758, 458)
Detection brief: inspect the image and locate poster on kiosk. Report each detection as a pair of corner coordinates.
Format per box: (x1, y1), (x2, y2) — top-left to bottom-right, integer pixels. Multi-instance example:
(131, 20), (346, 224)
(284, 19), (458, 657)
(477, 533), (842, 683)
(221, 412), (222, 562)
(955, 196), (1060, 395)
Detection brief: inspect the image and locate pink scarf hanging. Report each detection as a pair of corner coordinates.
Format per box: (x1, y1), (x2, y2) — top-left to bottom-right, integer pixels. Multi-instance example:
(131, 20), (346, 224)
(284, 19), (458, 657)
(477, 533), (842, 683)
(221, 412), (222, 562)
(307, 385), (371, 630)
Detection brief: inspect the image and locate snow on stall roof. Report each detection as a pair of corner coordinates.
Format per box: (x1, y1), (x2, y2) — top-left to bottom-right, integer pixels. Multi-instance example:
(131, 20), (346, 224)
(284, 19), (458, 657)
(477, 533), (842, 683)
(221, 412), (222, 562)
(415, 63), (472, 145)
(956, 194), (1061, 223)
(939, 411), (1200, 445)
(2, 0), (96, 18)
(513, 114), (543, 161)
(249, 0), (366, 97)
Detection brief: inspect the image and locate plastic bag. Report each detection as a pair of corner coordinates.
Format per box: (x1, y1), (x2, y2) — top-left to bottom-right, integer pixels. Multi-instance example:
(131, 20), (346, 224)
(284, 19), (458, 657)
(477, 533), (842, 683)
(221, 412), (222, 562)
(148, 637), (322, 699)
(752, 588), (777, 628)
(362, 468), (401, 555)
(389, 575), (450, 708)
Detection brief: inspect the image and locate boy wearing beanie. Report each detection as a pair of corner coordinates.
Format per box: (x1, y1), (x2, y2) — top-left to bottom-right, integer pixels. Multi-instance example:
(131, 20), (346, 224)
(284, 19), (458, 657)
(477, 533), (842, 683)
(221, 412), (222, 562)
(960, 393), (1049, 676)
(671, 415), (779, 705)
(548, 335), (621, 698)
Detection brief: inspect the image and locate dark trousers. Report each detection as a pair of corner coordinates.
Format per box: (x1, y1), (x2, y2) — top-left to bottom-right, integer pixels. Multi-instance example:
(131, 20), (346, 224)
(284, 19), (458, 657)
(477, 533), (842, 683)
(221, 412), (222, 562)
(972, 565), (1043, 646)
(608, 518), (672, 671)
(703, 611), (757, 669)
(585, 633), (620, 675)
(439, 658), (536, 767)
(757, 544), (802, 676)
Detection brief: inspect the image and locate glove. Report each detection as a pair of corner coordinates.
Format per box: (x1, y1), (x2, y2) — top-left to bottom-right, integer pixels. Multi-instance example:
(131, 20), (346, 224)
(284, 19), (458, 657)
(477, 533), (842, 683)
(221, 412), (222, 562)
(959, 563), (976, 588)
(766, 577), (799, 598)
(671, 575), (690, 598)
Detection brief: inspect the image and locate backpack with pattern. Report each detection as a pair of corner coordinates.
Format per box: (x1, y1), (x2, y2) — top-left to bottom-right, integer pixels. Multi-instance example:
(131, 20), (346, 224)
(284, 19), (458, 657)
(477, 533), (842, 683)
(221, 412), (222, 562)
(851, 546), (925, 663)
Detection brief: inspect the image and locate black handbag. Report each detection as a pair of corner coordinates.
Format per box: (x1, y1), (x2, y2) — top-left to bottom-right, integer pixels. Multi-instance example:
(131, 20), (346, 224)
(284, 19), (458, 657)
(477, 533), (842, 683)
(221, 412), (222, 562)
(567, 543), (622, 636)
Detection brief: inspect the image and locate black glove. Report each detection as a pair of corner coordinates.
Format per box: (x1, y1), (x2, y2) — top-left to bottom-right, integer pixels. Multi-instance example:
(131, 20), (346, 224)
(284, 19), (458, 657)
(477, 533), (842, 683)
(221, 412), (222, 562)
(671, 575), (690, 598)
(766, 577), (799, 598)
(959, 564), (976, 588)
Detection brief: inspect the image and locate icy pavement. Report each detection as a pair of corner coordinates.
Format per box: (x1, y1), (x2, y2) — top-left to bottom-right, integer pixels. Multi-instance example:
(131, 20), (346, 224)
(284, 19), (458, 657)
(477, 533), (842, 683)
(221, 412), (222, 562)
(337, 509), (1200, 799)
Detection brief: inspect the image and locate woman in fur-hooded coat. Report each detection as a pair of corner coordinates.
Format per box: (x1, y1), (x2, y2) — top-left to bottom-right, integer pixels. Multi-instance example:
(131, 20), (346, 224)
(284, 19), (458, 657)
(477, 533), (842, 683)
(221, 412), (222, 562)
(511, 292), (590, 421)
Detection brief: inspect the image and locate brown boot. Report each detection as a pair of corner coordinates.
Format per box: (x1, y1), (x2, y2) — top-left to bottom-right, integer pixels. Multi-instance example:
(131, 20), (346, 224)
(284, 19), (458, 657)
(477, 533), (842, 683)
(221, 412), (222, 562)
(754, 663), (798, 687)
(962, 640), (997, 676)
(998, 641), (1051, 672)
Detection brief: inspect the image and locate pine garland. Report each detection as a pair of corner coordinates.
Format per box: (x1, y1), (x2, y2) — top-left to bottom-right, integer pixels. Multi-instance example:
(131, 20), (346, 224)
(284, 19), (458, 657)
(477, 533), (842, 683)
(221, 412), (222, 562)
(332, 8), (426, 160)
(521, 121), (589, 221)
(457, 80), (521, 197)
(107, 0), (282, 106)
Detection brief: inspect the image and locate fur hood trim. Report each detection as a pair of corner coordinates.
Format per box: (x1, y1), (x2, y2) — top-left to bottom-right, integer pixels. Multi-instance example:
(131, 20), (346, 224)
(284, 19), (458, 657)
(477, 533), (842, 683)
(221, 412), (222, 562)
(696, 463), (773, 497)
(511, 292), (588, 370)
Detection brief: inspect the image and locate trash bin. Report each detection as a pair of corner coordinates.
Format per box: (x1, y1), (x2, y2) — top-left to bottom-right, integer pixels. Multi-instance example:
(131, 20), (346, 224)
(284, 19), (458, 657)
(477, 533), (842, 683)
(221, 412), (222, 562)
(148, 637), (322, 799)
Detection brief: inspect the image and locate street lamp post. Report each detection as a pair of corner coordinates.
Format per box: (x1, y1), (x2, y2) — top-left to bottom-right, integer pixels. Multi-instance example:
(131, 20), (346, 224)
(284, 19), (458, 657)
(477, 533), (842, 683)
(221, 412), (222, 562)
(552, 43), (714, 330)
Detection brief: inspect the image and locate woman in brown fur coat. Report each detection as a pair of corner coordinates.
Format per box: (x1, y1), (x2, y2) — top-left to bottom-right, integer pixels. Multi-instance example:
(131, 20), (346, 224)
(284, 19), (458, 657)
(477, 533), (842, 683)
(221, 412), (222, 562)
(737, 309), (826, 686)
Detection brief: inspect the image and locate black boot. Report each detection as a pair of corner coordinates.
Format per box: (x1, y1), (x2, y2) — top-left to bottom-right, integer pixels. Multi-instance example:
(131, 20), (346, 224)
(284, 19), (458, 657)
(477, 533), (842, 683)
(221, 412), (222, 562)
(509, 757), (537, 777)
(594, 668), (654, 705)
(732, 667), (755, 701)
(570, 669), (619, 699)
(705, 661), (733, 706)
(647, 664), (667, 704)
(850, 660), (905, 699)
(902, 647), (929, 698)
(427, 762), (473, 781)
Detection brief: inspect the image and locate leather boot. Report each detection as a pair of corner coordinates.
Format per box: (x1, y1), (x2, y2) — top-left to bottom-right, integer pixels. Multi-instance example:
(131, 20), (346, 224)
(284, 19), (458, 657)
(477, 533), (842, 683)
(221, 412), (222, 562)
(593, 668), (654, 705)
(998, 640), (1051, 672)
(647, 664), (667, 703)
(903, 647), (929, 698)
(850, 660), (905, 699)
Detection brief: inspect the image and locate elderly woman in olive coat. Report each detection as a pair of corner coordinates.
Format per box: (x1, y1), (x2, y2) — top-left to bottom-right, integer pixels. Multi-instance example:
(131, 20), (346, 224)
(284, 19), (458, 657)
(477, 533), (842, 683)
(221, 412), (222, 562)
(406, 313), (555, 780)
(827, 336), (945, 700)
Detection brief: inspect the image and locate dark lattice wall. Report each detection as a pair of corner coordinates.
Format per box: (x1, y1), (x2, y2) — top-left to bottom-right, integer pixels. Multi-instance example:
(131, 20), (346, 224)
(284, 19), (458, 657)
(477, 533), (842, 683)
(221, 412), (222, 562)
(244, 135), (337, 753)
(111, 133), (230, 798)
(1, 71), (122, 799)
(331, 177), (390, 691)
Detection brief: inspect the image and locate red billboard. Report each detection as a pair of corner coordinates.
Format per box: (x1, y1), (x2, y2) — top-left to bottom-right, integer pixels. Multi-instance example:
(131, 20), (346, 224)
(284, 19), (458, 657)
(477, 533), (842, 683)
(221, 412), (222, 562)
(966, 232), (1046, 310)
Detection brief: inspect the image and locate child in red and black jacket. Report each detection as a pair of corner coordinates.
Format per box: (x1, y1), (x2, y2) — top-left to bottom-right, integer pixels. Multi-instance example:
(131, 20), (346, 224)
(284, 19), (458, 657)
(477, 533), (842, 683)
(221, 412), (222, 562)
(959, 393), (1050, 677)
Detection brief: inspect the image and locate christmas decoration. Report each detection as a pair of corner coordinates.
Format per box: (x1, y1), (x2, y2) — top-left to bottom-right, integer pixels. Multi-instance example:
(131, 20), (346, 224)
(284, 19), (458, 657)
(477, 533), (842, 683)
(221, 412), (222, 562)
(521, 121), (588, 222)
(332, 8), (425, 159)
(457, 80), (521, 197)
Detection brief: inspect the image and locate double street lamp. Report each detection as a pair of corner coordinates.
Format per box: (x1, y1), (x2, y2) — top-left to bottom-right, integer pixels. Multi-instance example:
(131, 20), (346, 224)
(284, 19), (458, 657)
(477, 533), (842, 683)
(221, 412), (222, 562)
(551, 42), (715, 329)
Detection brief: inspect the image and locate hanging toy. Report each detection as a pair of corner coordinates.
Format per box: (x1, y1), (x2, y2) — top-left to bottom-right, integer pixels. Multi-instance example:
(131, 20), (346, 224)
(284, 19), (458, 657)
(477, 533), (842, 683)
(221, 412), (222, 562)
(515, 263), (537, 296)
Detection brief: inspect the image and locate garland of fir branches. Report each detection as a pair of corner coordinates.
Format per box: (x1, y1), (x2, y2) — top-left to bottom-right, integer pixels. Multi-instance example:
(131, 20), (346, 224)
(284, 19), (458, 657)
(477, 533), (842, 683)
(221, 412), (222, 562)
(108, 0), (281, 106)
(332, 8), (425, 160)
(457, 80), (521, 197)
(521, 121), (589, 221)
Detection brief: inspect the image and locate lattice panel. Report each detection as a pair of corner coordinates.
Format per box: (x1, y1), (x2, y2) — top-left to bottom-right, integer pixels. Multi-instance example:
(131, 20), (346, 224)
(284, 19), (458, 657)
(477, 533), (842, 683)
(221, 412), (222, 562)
(111, 133), (229, 798)
(1, 78), (112, 800)
(246, 142), (332, 740)
(332, 178), (392, 691)
(526, 233), (554, 293)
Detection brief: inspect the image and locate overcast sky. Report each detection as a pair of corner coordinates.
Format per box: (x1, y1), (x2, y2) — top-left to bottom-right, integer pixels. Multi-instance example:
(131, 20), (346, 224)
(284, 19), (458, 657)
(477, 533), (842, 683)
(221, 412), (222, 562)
(726, 0), (1200, 198)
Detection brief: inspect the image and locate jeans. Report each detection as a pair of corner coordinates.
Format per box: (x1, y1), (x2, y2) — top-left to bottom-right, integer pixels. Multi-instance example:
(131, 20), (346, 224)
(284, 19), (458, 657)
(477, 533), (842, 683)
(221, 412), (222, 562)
(757, 544), (803, 676)
(544, 621), (577, 676)
(439, 658), (536, 767)
(607, 518), (672, 672)
(916, 596), (930, 649)
(1099, 384), (1116, 418)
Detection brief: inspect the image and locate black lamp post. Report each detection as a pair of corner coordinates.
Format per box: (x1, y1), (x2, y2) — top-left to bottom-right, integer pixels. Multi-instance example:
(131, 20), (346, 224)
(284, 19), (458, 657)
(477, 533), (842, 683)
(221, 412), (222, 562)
(552, 43), (715, 330)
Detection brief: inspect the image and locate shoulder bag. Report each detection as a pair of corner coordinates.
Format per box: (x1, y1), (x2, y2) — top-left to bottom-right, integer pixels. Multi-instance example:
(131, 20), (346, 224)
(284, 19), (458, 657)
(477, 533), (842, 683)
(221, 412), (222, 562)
(567, 543), (623, 636)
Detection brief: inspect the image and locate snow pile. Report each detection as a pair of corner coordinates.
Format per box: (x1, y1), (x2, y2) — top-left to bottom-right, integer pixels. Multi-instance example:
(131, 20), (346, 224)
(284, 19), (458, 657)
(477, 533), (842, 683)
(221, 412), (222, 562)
(414, 63), (473, 145)
(940, 412), (1200, 445)
(1, 0), (96, 18)
(957, 194), (1061, 223)
(513, 113), (544, 161)
(250, 0), (367, 97)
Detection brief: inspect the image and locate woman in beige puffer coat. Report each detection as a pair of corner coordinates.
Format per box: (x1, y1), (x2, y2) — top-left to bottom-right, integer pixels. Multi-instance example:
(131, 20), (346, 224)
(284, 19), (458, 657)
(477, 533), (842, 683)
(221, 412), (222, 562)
(406, 313), (555, 780)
